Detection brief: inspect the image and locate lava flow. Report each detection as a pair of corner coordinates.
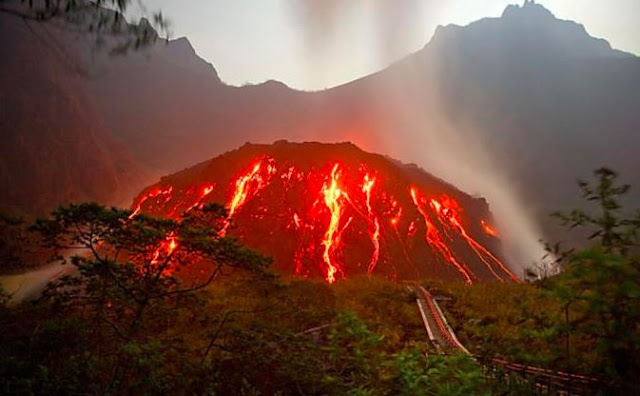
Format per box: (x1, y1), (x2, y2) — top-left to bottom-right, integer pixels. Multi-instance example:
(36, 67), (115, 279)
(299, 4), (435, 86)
(429, 196), (520, 283)
(130, 141), (519, 284)
(321, 164), (349, 284)
(362, 174), (381, 274)
(410, 188), (474, 284)
(229, 162), (262, 217)
(129, 185), (173, 219)
(221, 158), (276, 235)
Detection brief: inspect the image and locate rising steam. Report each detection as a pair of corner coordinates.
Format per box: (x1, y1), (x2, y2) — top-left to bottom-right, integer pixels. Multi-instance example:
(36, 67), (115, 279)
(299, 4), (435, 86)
(288, 0), (430, 86)
(288, 0), (550, 275)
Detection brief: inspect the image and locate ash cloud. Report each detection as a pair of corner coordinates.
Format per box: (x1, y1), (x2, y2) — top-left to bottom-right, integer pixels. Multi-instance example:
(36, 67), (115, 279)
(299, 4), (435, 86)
(288, 0), (431, 75)
(288, 0), (553, 275)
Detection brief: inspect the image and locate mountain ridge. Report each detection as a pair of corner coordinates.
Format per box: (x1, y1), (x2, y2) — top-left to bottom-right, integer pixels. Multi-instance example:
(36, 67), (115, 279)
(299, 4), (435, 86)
(1, 1), (638, 267)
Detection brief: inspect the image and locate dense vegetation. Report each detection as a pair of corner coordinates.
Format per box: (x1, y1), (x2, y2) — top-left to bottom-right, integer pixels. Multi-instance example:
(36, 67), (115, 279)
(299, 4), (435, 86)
(433, 168), (640, 393)
(0, 203), (489, 395)
(0, 168), (638, 394)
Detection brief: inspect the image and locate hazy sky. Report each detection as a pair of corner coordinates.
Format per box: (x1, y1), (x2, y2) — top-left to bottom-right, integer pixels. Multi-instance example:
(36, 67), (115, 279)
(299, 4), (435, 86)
(135, 0), (640, 90)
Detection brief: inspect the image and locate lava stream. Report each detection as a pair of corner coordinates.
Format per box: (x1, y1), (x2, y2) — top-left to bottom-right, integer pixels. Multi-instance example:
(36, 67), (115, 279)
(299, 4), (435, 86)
(321, 164), (348, 284)
(149, 232), (179, 276)
(228, 162), (261, 218)
(129, 186), (173, 219)
(410, 188), (474, 284)
(221, 159), (275, 236)
(185, 184), (215, 212)
(429, 197), (519, 283)
(362, 174), (381, 274)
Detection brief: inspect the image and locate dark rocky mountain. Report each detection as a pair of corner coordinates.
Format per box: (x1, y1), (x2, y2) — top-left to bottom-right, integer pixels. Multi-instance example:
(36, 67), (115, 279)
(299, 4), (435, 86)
(132, 141), (518, 283)
(0, 10), (150, 214)
(1, 1), (638, 266)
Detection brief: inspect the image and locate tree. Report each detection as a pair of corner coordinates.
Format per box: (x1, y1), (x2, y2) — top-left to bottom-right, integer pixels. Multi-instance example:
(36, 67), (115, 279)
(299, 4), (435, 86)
(26, 202), (271, 393)
(550, 168), (640, 393)
(0, 0), (169, 54)
(395, 351), (488, 396)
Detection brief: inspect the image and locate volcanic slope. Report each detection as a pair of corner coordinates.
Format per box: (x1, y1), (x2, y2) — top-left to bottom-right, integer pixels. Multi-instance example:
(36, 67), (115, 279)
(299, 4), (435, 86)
(132, 141), (519, 284)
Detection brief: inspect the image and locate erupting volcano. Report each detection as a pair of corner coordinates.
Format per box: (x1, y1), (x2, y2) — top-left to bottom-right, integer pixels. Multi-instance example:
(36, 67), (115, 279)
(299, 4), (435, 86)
(131, 141), (519, 283)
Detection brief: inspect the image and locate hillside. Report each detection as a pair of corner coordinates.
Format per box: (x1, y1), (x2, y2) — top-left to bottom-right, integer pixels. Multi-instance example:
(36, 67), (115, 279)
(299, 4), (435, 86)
(0, 11), (148, 214)
(1, 1), (639, 266)
(131, 141), (518, 282)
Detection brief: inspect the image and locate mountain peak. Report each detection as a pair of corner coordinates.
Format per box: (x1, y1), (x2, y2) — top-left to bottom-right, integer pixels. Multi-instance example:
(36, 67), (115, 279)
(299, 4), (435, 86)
(503, 1), (555, 19)
(502, 0), (555, 18)
(132, 141), (514, 283)
(427, 1), (634, 60)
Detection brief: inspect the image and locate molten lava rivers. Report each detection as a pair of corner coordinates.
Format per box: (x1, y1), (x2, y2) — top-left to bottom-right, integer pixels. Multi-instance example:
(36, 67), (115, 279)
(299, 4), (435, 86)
(321, 164), (348, 284)
(129, 185), (173, 219)
(131, 156), (519, 284)
(410, 188), (474, 284)
(362, 174), (381, 274)
(428, 196), (519, 283)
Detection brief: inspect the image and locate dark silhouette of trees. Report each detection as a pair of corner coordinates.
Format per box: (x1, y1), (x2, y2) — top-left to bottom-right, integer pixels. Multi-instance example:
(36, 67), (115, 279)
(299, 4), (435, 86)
(18, 202), (271, 393)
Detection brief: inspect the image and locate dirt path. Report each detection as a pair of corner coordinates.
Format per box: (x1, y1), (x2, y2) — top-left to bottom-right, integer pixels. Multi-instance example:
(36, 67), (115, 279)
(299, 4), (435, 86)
(0, 261), (74, 305)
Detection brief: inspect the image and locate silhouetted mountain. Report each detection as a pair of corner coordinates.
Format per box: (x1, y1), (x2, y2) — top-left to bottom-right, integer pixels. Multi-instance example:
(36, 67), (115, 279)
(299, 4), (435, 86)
(409, 1), (640, 218)
(1, 1), (638, 264)
(0, 11), (148, 214)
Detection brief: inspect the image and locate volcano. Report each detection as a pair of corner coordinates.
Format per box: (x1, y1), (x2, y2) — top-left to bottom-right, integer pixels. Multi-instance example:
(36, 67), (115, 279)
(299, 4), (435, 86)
(131, 141), (519, 283)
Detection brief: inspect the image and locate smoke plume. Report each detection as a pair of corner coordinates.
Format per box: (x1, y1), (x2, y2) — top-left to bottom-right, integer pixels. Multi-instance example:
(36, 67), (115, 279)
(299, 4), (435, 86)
(289, 0), (430, 85)
(288, 1), (550, 275)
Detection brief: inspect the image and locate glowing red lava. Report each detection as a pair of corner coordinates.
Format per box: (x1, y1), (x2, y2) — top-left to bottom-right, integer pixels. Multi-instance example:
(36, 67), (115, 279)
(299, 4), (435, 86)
(362, 174), (381, 274)
(321, 164), (349, 284)
(131, 144), (518, 284)
(221, 158), (277, 236)
(481, 220), (499, 237)
(411, 188), (474, 284)
(429, 195), (519, 283)
(130, 186), (173, 219)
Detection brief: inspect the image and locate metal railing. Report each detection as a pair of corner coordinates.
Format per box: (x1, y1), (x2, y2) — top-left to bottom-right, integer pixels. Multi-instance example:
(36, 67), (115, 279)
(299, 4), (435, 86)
(411, 283), (605, 395)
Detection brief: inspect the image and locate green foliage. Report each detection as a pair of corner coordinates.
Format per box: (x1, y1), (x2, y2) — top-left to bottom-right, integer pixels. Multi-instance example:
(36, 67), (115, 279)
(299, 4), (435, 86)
(323, 311), (386, 391)
(549, 168), (640, 392)
(553, 167), (640, 256)
(0, 202), (272, 394)
(395, 351), (487, 396)
(434, 281), (575, 370)
(438, 168), (638, 394)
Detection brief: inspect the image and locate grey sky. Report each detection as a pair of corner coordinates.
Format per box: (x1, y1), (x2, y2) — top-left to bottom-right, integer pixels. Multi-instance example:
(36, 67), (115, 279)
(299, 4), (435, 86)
(136, 1), (640, 90)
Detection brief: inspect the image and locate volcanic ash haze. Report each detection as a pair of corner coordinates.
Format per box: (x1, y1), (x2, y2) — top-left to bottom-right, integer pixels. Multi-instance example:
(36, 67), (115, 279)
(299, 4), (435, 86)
(131, 141), (520, 284)
(6, 1), (636, 274)
(289, 0), (551, 272)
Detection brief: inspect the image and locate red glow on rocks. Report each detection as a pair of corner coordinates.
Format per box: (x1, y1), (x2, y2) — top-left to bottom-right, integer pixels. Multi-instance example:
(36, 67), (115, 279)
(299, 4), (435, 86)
(411, 188), (474, 284)
(321, 164), (348, 284)
(362, 174), (381, 274)
(149, 232), (179, 275)
(481, 220), (499, 237)
(228, 162), (261, 218)
(129, 186), (173, 219)
(221, 158), (276, 236)
(131, 145), (518, 284)
(429, 195), (519, 283)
